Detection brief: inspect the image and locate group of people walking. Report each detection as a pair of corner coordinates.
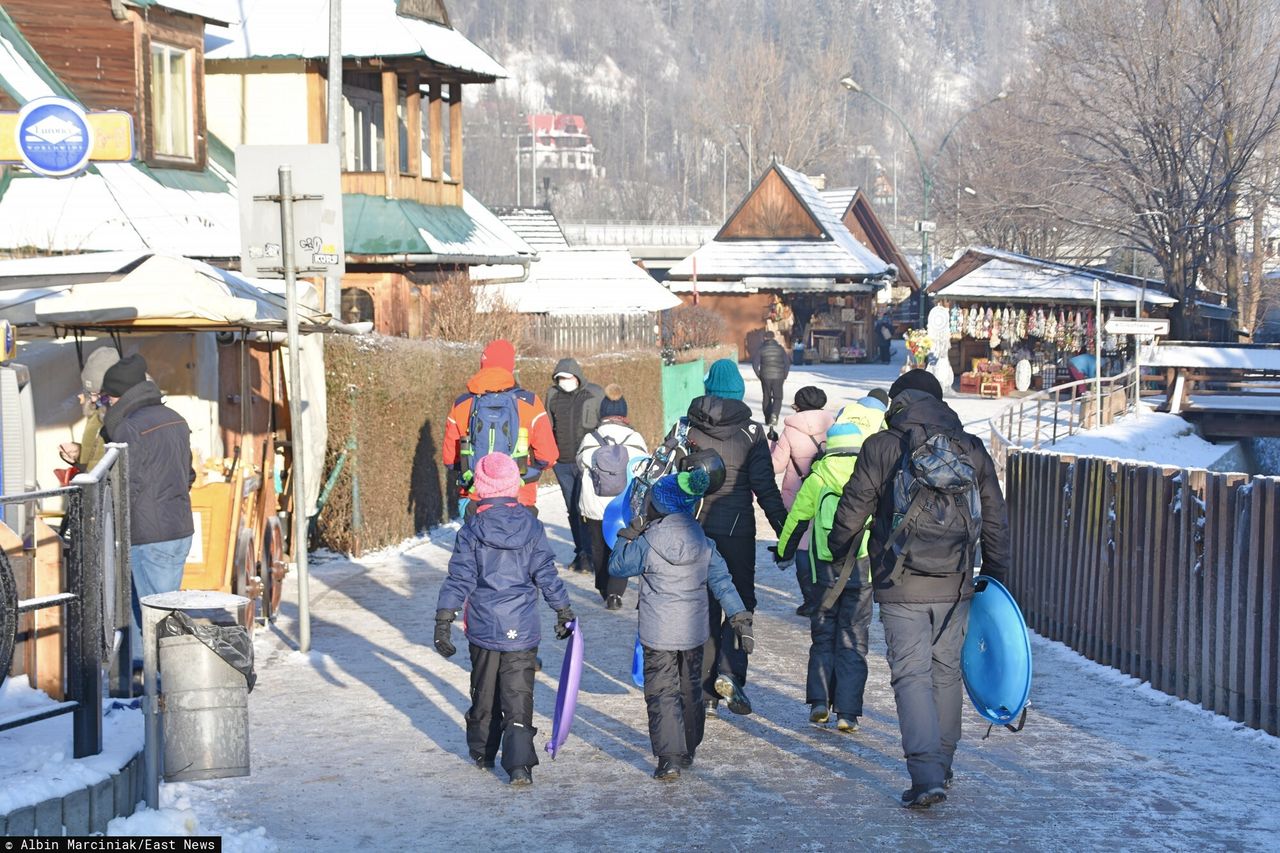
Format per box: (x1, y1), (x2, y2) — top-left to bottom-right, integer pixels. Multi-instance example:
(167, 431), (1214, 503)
(436, 340), (1011, 810)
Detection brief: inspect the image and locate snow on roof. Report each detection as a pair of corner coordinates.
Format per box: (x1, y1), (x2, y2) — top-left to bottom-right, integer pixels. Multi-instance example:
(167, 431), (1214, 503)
(1142, 344), (1280, 371)
(479, 248), (680, 314)
(819, 187), (858, 217)
(669, 165), (889, 284)
(669, 240), (888, 285)
(933, 256), (1177, 307)
(204, 0), (506, 79)
(496, 208), (570, 251)
(126, 0), (237, 25)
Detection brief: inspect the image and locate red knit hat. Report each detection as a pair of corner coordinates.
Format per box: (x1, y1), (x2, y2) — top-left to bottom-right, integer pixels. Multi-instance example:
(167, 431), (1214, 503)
(480, 339), (516, 372)
(472, 453), (522, 499)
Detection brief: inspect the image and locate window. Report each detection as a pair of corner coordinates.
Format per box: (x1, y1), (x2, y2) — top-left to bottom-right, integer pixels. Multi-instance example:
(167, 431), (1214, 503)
(149, 42), (195, 159)
(343, 85), (384, 172)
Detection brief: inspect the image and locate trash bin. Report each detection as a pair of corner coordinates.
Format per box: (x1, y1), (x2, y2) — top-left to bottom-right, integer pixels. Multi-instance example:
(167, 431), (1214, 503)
(140, 591), (253, 791)
(792, 341), (805, 366)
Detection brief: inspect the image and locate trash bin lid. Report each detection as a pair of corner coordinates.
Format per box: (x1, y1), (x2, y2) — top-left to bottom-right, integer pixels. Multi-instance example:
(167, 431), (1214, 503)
(142, 590), (249, 611)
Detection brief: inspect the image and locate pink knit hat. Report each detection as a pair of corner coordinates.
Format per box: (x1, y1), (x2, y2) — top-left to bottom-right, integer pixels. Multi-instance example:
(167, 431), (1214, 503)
(472, 453), (522, 499)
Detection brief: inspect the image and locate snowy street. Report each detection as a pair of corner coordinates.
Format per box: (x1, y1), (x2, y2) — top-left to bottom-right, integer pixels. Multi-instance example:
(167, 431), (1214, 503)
(187, 394), (1278, 852)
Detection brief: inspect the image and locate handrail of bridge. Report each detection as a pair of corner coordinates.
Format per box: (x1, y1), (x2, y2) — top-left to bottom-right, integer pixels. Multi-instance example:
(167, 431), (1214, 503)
(990, 368), (1138, 472)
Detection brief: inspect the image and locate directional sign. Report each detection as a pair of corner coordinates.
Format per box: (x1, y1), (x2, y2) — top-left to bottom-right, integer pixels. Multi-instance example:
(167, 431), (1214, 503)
(1105, 318), (1169, 337)
(236, 144), (345, 279)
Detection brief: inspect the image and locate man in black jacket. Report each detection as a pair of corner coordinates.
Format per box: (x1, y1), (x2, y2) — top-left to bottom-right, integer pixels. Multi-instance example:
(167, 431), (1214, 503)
(100, 354), (195, 640)
(687, 359), (788, 715)
(750, 331), (790, 430)
(827, 369), (1010, 810)
(546, 358), (604, 572)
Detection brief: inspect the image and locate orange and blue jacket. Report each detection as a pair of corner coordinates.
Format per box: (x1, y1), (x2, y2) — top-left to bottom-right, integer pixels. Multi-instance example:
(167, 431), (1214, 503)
(443, 367), (558, 507)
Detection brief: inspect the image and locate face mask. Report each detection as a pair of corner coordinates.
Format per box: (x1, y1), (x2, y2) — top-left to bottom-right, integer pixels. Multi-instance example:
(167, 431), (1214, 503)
(557, 376), (580, 392)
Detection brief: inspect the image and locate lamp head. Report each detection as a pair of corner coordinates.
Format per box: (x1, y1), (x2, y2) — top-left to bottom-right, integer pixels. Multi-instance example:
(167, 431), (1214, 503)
(995, 90), (1010, 100)
(839, 76), (862, 93)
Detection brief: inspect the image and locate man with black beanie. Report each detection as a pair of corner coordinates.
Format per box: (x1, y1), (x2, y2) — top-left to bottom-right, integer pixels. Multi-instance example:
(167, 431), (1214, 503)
(101, 354), (195, 652)
(827, 369), (1010, 810)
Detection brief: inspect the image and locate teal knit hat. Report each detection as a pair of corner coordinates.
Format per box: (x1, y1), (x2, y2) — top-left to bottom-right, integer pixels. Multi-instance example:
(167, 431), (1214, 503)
(652, 468), (711, 515)
(703, 359), (745, 400)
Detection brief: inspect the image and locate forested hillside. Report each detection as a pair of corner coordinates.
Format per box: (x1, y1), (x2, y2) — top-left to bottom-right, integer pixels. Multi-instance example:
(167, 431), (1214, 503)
(452, 0), (1045, 222)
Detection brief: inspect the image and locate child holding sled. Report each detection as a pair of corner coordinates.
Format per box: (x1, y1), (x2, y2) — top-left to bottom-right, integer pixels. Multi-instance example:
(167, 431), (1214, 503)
(773, 391), (888, 732)
(609, 468), (754, 781)
(434, 453), (576, 787)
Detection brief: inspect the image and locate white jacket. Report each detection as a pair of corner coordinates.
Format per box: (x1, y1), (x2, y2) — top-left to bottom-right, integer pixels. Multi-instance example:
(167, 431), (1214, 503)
(576, 418), (649, 520)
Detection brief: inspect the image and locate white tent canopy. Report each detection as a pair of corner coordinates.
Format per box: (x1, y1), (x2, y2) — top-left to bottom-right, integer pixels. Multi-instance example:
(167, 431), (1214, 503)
(479, 248), (681, 315)
(0, 252), (334, 332)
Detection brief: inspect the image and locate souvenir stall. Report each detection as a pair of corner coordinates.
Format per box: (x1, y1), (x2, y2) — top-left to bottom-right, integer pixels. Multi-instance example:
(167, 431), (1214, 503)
(802, 294), (875, 363)
(928, 248), (1178, 394)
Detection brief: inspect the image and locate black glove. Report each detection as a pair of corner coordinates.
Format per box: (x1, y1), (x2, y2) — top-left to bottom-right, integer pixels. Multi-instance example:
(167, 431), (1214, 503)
(555, 607), (576, 640)
(616, 517), (647, 542)
(976, 574), (1009, 599)
(768, 545), (795, 572)
(434, 608), (456, 658)
(729, 611), (754, 655)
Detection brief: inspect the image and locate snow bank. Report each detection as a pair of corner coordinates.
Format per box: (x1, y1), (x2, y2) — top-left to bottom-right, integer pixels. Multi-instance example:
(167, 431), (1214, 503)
(0, 681), (143, 814)
(1046, 408), (1237, 469)
(108, 786), (276, 851)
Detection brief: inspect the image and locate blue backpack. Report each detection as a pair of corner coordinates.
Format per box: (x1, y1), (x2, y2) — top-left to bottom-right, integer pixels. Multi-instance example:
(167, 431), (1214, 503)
(461, 390), (526, 480)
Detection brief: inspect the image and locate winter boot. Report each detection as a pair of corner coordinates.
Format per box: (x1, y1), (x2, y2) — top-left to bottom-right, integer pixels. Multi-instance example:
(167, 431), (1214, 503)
(901, 784), (946, 809)
(470, 753), (495, 770)
(836, 715), (859, 733)
(653, 758), (681, 781)
(809, 704), (829, 725)
(509, 766), (533, 787)
(714, 674), (752, 716)
(944, 768), (954, 789)
(678, 754), (694, 769)
(605, 594), (623, 611)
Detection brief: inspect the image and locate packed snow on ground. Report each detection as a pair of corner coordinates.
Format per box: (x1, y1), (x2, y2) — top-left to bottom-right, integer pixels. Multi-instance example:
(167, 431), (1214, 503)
(188, 473), (1278, 852)
(107, 785), (275, 851)
(0, 680), (142, 814)
(1045, 407), (1236, 469)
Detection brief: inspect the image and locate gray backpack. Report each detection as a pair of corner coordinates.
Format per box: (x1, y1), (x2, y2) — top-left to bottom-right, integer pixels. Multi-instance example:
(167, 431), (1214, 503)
(589, 431), (631, 497)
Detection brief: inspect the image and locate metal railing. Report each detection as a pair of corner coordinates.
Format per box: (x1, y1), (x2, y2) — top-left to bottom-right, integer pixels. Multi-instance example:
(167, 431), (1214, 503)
(990, 369), (1138, 472)
(0, 444), (130, 758)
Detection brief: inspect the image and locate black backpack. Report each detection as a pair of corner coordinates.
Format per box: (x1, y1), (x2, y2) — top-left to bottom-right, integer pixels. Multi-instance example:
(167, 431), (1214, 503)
(886, 428), (983, 582)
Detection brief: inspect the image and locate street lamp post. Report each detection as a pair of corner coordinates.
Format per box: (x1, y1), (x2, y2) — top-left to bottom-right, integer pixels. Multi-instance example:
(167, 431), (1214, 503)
(956, 185), (976, 252)
(840, 77), (1007, 328)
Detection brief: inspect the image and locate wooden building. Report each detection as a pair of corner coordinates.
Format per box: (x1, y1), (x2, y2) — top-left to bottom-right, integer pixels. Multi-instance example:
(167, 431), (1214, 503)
(205, 0), (533, 337)
(0, 1), (240, 258)
(667, 163), (896, 360)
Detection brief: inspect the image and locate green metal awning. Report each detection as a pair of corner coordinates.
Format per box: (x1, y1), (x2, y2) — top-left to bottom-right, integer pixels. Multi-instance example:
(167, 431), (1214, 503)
(343, 193), (531, 263)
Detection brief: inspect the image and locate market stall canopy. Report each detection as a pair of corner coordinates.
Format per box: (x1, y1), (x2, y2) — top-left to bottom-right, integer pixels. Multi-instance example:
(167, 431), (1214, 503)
(929, 247), (1177, 308)
(204, 0), (506, 82)
(477, 248), (681, 314)
(0, 252), (340, 332)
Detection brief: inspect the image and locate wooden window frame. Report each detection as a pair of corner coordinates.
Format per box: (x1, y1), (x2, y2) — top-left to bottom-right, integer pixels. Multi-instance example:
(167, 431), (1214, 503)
(140, 26), (206, 170)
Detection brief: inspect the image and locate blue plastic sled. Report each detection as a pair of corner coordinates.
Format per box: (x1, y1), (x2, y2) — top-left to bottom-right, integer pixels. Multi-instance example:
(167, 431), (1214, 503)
(630, 634), (644, 688)
(602, 479), (637, 549)
(962, 578), (1031, 730)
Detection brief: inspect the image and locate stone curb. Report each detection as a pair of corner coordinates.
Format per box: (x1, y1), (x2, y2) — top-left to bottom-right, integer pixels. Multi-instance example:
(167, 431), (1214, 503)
(1, 751), (143, 837)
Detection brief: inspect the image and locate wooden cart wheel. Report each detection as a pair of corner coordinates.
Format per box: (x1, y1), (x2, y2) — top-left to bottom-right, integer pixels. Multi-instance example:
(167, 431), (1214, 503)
(260, 516), (286, 622)
(233, 527), (258, 628)
(0, 551), (16, 689)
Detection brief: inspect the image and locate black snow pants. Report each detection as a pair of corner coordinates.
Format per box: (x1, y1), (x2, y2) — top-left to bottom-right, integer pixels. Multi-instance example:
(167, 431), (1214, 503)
(466, 645), (539, 772)
(643, 645), (705, 760)
(702, 533), (756, 701)
(878, 597), (971, 788)
(761, 378), (786, 426)
(586, 518), (626, 600)
(807, 580), (873, 715)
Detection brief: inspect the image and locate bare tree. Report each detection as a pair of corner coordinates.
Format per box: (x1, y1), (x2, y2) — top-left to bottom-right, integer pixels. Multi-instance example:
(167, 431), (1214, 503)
(1039, 0), (1280, 336)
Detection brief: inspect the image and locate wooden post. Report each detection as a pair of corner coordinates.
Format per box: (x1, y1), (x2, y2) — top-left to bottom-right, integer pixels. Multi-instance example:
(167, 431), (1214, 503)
(381, 69), (400, 196)
(406, 71), (421, 177)
(449, 84), (463, 183)
(428, 79), (443, 182)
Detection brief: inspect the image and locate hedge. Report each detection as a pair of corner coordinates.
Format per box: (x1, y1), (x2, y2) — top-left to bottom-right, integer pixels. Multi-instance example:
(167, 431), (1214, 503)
(316, 336), (666, 554)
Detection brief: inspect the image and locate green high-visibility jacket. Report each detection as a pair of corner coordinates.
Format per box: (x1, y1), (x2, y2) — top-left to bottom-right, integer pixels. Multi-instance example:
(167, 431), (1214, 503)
(776, 451), (870, 582)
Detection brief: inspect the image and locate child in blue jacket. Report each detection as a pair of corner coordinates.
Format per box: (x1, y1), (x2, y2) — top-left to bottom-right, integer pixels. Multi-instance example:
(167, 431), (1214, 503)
(434, 453), (575, 787)
(610, 468), (753, 782)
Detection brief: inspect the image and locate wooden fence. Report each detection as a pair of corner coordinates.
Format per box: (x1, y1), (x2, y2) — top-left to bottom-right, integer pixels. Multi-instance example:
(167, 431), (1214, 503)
(1004, 449), (1279, 735)
(524, 313), (657, 353)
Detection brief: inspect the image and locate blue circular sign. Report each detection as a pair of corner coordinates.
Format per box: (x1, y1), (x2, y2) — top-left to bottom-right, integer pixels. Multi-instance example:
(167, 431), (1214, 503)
(15, 97), (94, 178)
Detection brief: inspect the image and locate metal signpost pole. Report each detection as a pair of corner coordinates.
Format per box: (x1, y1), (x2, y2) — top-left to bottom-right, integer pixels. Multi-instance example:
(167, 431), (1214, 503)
(278, 165), (312, 653)
(1094, 278), (1103, 417)
(324, 0), (343, 319)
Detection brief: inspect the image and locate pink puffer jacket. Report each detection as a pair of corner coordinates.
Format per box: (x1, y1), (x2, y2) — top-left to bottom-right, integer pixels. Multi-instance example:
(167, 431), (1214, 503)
(771, 409), (834, 551)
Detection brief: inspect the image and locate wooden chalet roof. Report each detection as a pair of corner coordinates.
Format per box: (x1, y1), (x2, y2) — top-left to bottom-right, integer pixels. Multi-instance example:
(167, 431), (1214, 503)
(495, 208), (570, 251)
(820, 187), (921, 291)
(929, 247), (1176, 308)
(668, 163), (889, 291)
